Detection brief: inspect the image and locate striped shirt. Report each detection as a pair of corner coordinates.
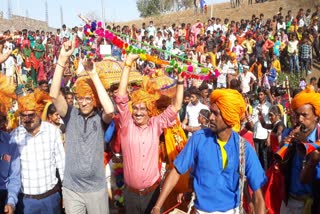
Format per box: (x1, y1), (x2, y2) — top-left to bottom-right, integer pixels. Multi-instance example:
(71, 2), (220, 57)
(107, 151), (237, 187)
(10, 121), (65, 195)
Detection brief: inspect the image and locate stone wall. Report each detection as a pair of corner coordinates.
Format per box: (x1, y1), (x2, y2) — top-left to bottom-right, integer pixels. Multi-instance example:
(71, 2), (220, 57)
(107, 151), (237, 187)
(0, 15), (55, 33)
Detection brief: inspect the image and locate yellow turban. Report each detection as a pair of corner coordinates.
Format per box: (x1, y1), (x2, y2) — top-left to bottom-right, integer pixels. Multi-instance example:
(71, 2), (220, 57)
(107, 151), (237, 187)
(291, 85), (320, 116)
(18, 89), (51, 114)
(229, 52), (236, 59)
(210, 89), (246, 132)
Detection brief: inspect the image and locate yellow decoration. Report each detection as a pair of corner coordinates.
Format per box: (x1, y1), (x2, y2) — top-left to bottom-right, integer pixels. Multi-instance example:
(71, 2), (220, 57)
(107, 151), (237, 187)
(163, 120), (191, 193)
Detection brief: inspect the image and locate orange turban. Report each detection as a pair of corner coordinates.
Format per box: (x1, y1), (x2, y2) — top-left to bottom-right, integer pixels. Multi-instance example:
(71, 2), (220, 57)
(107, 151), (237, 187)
(291, 85), (320, 116)
(18, 89), (51, 114)
(0, 74), (16, 116)
(73, 72), (110, 108)
(130, 88), (161, 117)
(210, 89), (246, 132)
(129, 69), (174, 117)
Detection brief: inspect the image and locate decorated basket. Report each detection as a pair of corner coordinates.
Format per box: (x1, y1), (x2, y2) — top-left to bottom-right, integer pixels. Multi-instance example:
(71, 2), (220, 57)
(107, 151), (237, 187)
(146, 69), (177, 98)
(77, 59), (143, 89)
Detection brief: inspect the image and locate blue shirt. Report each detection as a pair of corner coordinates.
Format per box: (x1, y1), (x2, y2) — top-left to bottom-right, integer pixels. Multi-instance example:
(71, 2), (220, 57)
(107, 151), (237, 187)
(174, 129), (267, 212)
(289, 126), (320, 196)
(0, 131), (21, 207)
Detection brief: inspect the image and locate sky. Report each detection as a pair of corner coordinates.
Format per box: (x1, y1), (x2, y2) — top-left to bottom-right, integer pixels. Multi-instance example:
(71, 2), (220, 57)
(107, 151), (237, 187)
(0, 0), (227, 28)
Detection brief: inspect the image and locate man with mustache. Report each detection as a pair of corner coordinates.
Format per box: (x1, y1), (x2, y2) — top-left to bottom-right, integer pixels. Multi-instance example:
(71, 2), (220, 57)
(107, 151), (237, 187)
(10, 89), (65, 214)
(151, 89), (267, 214)
(114, 54), (183, 214)
(280, 85), (320, 214)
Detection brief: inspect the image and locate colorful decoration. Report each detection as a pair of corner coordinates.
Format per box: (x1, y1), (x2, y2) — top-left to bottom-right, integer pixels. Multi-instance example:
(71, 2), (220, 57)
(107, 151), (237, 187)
(79, 20), (217, 80)
(113, 162), (124, 208)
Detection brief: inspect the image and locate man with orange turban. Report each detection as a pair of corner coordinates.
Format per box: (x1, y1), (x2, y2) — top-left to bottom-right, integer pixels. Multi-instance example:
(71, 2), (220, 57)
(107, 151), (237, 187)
(151, 89), (267, 214)
(0, 74), (20, 214)
(9, 88), (65, 214)
(115, 53), (184, 214)
(280, 85), (320, 214)
(50, 39), (114, 214)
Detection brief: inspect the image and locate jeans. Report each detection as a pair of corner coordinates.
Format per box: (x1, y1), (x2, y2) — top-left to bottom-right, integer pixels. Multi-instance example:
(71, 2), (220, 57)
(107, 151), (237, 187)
(300, 58), (311, 74)
(254, 138), (269, 170)
(289, 55), (300, 73)
(0, 190), (7, 213)
(313, 39), (320, 60)
(16, 192), (61, 214)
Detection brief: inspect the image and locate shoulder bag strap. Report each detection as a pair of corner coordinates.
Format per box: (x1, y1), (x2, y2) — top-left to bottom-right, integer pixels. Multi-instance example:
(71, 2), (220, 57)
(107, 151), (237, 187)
(239, 137), (246, 214)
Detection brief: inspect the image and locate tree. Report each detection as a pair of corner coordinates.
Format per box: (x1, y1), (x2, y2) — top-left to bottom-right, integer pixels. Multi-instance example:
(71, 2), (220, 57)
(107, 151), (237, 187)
(136, 0), (161, 18)
(176, 0), (194, 11)
(137, 0), (193, 17)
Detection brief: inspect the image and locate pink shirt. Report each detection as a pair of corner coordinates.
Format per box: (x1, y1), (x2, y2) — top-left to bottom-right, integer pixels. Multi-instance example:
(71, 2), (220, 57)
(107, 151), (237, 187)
(115, 94), (177, 189)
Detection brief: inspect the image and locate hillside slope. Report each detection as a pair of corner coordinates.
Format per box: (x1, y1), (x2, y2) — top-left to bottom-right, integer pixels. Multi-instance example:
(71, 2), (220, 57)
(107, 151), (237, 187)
(118, 0), (315, 27)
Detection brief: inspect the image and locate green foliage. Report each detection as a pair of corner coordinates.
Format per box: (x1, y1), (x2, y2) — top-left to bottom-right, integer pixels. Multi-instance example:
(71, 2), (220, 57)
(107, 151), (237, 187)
(277, 72), (303, 89)
(176, 0), (194, 11)
(137, 0), (194, 17)
(137, 0), (161, 18)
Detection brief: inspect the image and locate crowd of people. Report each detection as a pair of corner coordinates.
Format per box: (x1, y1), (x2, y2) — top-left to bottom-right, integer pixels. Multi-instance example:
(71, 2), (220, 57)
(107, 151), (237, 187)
(1, 3), (320, 214)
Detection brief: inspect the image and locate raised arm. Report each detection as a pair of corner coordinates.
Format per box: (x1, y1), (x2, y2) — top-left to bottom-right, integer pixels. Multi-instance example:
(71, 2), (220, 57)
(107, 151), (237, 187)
(82, 60), (114, 123)
(172, 72), (184, 113)
(49, 39), (75, 117)
(118, 54), (139, 96)
(258, 111), (272, 130)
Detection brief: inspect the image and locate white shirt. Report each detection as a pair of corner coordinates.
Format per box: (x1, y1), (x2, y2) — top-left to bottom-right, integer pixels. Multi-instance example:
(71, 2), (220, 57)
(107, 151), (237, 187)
(277, 22), (286, 32)
(226, 60), (237, 75)
(217, 62), (228, 85)
(288, 40), (299, 55)
(155, 36), (164, 48)
(252, 101), (271, 139)
(213, 24), (222, 32)
(206, 25), (214, 34)
(10, 121), (65, 195)
(229, 33), (237, 49)
(147, 25), (156, 37)
(186, 101), (210, 137)
(238, 71), (256, 94)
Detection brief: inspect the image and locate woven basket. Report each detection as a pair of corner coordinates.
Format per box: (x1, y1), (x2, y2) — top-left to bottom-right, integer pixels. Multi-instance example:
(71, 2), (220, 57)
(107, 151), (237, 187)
(147, 69), (177, 98)
(78, 59), (142, 89)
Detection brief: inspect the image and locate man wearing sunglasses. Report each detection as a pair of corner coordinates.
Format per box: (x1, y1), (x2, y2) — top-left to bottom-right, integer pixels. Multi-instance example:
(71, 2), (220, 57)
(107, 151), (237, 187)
(50, 39), (114, 214)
